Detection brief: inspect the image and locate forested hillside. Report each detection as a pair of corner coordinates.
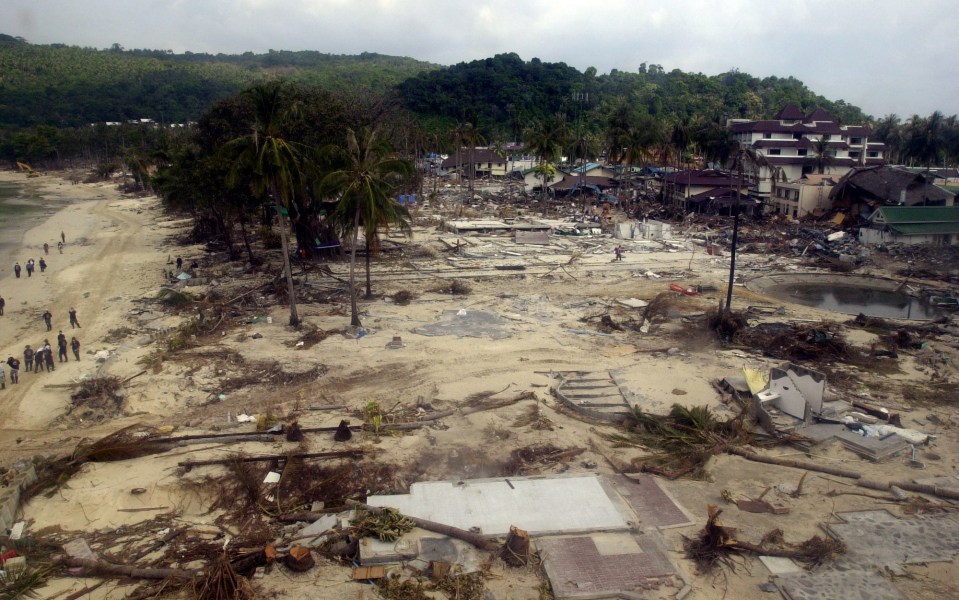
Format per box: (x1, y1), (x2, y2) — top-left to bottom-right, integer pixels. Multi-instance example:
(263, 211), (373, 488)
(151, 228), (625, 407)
(4, 35), (956, 169)
(397, 52), (867, 139)
(0, 34), (438, 127)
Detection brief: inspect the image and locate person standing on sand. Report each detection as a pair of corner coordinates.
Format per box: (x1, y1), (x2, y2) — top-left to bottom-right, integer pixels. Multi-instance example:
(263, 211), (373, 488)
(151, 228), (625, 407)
(0, 294), (5, 316)
(43, 242), (49, 255)
(57, 241), (63, 254)
(26, 259), (35, 277)
(6, 357), (19, 384)
(42, 310), (52, 331)
(23, 345), (34, 372)
(0, 360), (5, 389)
(69, 307), (80, 328)
(176, 256), (183, 272)
(43, 343), (55, 372)
(71, 337), (81, 361)
(14, 262), (21, 278)
(57, 336), (68, 362)
(61, 231), (66, 244)
(39, 258), (47, 273)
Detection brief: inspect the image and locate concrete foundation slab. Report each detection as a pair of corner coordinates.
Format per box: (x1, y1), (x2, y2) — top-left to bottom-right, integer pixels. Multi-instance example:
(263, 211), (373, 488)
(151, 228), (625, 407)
(539, 533), (682, 599)
(778, 569), (906, 600)
(823, 509), (959, 574)
(367, 474), (632, 536)
(758, 555), (801, 575)
(608, 474), (692, 529)
(413, 310), (512, 340)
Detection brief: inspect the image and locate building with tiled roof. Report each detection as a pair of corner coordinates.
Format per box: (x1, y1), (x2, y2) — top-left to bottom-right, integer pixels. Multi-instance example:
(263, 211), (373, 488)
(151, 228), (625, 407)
(859, 205), (959, 245)
(659, 169), (753, 212)
(441, 148), (508, 178)
(729, 104), (886, 207)
(829, 165), (954, 217)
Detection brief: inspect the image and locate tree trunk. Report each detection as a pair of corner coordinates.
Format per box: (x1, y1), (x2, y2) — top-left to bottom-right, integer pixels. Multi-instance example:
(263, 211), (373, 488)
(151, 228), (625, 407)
(214, 207), (238, 260)
(346, 500), (498, 551)
(364, 237), (373, 299)
(348, 205), (362, 327)
(60, 557), (196, 580)
(239, 216), (255, 263)
(274, 200), (300, 327)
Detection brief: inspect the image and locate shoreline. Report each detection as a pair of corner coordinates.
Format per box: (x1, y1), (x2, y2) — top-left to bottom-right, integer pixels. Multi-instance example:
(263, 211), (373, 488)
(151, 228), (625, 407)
(0, 169), (168, 430)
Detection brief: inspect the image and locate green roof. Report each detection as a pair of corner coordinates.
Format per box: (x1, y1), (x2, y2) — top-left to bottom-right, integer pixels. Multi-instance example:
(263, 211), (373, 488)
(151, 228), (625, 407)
(887, 222), (959, 235)
(877, 205), (959, 224)
(874, 206), (959, 235)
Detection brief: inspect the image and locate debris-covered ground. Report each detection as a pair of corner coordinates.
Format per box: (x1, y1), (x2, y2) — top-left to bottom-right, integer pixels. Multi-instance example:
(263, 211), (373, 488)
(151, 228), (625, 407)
(1, 172), (959, 600)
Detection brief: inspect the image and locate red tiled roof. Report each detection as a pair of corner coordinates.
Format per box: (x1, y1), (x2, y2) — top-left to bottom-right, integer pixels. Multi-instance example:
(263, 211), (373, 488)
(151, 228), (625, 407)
(804, 107), (835, 123)
(774, 103), (805, 120)
(844, 125), (873, 136)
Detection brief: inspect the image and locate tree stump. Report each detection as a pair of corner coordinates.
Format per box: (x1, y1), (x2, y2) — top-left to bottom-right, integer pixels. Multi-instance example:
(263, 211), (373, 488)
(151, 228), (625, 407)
(284, 546), (315, 572)
(501, 525), (530, 566)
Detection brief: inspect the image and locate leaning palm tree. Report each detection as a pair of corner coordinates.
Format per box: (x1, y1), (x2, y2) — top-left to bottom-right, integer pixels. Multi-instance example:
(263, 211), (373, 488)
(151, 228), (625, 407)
(224, 82), (307, 327)
(320, 127), (413, 327)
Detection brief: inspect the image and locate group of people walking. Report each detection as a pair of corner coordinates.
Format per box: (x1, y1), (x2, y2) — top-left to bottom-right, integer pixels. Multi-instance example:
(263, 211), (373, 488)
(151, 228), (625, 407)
(11, 233), (64, 278)
(1, 334), (81, 388)
(12, 257), (48, 277)
(0, 231), (85, 389)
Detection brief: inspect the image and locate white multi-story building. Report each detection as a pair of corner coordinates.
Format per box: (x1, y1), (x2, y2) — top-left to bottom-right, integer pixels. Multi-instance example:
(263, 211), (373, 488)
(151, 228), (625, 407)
(729, 104), (886, 204)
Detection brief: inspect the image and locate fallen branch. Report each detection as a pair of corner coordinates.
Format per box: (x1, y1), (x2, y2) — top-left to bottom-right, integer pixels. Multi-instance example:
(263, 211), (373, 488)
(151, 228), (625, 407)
(728, 447), (959, 502)
(59, 557), (197, 580)
(178, 450), (363, 469)
(418, 392), (531, 422)
(346, 500), (499, 551)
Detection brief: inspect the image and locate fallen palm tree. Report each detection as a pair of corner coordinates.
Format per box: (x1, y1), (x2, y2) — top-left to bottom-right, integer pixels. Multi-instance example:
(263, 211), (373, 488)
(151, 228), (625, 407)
(683, 505), (845, 572)
(604, 404), (753, 479)
(24, 425), (169, 499)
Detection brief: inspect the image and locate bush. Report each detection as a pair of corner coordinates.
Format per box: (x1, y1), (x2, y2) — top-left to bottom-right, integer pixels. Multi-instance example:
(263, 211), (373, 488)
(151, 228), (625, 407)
(259, 225), (282, 249)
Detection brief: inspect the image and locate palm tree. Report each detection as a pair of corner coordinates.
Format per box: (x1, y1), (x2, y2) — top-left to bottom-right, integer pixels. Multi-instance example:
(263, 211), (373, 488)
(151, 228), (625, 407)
(808, 136), (835, 174)
(524, 116), (567, 210)
(320, 127), (413, 327)
(461, 123), (484, 191)
(224, 82), (307, 327)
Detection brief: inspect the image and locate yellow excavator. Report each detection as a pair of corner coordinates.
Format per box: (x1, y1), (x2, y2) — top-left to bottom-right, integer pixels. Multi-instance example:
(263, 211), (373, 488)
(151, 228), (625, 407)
(16, 162), (40, 177)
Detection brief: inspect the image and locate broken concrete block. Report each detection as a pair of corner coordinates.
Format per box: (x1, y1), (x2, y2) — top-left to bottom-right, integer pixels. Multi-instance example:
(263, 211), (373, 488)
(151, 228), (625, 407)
(299, 514), (337, 538)
(63, 538), (96, 561)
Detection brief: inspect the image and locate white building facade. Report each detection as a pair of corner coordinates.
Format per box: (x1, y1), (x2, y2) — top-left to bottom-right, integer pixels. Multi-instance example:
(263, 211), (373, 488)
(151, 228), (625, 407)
(729, 104), (886, 208)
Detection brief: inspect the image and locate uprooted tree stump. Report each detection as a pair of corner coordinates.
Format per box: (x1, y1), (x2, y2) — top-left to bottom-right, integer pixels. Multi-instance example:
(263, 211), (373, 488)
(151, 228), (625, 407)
(683, 505), (845, 573)
(193, 553), (254, 600)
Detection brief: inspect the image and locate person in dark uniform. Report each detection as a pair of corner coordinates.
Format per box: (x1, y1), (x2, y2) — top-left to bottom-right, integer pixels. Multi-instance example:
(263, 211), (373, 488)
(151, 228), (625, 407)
(71, 337), (81, 361)
(69, 307), (81, 328)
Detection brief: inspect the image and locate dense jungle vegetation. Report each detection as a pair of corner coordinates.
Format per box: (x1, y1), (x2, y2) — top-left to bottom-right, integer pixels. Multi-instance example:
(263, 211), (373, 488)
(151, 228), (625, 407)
(2, 34), (958, 169)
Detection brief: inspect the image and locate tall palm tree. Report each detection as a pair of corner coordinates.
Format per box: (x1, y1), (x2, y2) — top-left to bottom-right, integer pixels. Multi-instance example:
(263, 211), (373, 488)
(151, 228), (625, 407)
(320, 127), (413, 327)
(224, 82), (307, 327)
(524, 116), (567, 209)
(461, 123), (485, 191)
